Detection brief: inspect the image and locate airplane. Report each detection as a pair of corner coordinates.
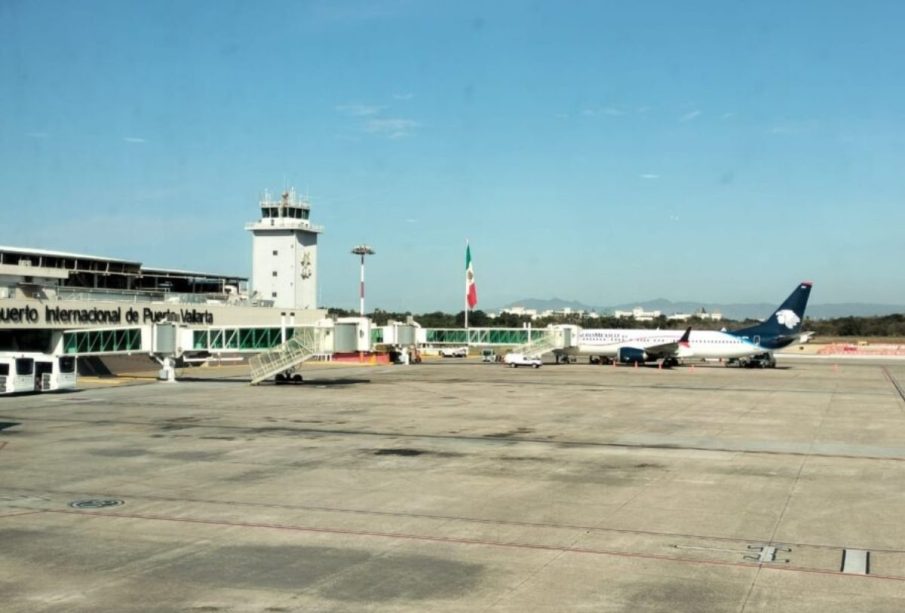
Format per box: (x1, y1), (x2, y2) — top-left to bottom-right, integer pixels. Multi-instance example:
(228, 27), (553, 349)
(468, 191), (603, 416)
(559, 282), (813, 367)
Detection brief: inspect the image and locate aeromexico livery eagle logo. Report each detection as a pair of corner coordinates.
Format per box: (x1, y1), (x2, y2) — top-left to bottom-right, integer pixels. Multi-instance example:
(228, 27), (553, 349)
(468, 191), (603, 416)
(775, 309), (800, 329)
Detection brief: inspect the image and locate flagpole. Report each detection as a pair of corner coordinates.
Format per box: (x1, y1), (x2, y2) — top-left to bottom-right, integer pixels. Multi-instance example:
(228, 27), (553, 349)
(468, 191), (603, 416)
(464, 239), (469, 336)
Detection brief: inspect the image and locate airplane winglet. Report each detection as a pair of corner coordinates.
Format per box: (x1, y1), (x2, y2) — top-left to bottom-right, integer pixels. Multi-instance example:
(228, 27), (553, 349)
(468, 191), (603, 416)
(679, 326), (692, 346)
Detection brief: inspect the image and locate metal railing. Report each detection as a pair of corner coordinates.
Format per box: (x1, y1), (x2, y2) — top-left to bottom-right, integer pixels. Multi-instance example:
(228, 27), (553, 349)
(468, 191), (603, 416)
(63, 327), (143, 355)
(509, 331), (557, 358)
(248, 327), (329, 385)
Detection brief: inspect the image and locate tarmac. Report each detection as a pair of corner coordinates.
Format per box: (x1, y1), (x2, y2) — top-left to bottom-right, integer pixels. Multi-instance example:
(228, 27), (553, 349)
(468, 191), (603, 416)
(2, 357), (905, 611)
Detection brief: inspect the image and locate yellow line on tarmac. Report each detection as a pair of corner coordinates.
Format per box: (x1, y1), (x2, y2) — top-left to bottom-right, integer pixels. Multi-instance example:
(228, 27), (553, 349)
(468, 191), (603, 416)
(77, 376), (155, 387)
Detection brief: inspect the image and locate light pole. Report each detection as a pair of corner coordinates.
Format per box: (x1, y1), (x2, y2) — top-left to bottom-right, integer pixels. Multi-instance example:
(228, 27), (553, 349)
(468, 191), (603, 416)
(351, 245), (375, 316)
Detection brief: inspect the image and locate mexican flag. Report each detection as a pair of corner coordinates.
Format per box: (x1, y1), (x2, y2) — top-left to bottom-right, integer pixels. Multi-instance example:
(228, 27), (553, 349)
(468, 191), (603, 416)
(465, 242), (478, 309)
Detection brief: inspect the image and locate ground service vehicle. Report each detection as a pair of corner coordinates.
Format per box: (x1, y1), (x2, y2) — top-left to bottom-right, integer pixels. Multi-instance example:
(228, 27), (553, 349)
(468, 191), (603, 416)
(0, 355), (35, 394)
(504, 353), (542, 368)
(0, 353), (77, 394)
(439, 347), (468, 358)
(727, 353), (777, 368)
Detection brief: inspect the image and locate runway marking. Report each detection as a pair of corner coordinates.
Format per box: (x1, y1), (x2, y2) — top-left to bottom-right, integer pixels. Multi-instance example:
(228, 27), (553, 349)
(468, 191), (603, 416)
(46, 508), (905, 583)
(881, 367), (905, 412)
(0, 510), (46, 520)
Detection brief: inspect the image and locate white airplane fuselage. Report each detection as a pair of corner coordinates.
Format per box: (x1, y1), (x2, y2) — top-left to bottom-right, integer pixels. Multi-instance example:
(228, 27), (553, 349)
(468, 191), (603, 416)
(570, 329), (764, 360)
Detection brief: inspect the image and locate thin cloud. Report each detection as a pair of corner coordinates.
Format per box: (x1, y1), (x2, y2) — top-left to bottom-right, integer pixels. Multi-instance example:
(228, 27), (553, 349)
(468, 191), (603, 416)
(404, 218), (418, 224)
(769, 120), (818, 135)
(679, 110), (701, 122)
(337, 101), (420, 138)
(721, 112), (736, 120)
(365, 118), (419, 139)
(581, 106), (625, 117)
(639, 173), (660, 180)
(336, 104), (383, 117)
(393, 93), (414, 101)
(123, 137), (147, 143)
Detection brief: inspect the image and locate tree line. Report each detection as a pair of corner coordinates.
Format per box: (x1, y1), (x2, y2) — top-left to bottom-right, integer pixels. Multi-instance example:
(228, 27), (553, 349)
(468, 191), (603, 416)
(327, 308), (905, 338)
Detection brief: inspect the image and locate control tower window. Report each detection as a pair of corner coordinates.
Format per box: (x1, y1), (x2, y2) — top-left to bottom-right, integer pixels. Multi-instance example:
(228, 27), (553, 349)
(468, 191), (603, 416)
(272, 271), (278, 277)
(272, 250), (278, 256)
(271, 292), (277, 298)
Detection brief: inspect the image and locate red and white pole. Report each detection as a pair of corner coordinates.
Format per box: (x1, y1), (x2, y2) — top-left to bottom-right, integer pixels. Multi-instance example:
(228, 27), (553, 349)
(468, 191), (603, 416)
(351, 245), (374, 317)
(359, 253), (366, 316)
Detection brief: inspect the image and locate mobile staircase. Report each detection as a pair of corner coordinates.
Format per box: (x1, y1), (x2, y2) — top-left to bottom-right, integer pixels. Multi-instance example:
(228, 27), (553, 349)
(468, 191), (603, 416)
(509, 331), (558, 358)
(506, 325), (579, 359)
(249, 327), (328, 385)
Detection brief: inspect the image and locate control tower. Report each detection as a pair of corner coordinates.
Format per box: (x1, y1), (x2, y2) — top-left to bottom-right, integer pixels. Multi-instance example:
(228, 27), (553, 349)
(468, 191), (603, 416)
(245, 188), (323, 309)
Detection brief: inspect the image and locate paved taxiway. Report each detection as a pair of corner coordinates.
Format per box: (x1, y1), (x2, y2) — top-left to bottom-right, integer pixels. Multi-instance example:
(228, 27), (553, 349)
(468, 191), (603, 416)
(2, 358), (905, 611)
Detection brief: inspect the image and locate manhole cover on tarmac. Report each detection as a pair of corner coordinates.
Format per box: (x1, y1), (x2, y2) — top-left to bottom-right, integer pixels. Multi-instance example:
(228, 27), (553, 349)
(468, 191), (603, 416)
(68, 499), (125, 509)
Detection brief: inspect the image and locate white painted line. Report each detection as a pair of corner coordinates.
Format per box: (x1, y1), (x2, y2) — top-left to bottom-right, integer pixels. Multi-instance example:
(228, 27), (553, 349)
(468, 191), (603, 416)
(842, 549), (869, 574)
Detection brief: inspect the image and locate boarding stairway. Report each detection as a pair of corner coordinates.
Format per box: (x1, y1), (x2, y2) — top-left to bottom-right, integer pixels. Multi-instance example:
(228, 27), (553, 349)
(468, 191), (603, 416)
(248, 327), (328, 385)
(507, 325), (579, 358)
(509, 332), (558, 358)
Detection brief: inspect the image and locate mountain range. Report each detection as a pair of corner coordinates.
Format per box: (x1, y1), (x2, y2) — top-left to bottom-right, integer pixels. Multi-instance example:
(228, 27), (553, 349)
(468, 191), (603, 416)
(498, 298), (905, 321)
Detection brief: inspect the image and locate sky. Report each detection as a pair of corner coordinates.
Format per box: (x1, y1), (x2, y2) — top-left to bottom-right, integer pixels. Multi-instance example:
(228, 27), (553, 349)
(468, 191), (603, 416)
(2, 0), (905, 312)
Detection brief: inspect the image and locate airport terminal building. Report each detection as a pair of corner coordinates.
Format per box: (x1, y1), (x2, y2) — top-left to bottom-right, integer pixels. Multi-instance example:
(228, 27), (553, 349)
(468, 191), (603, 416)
(0, 189), (327, 357)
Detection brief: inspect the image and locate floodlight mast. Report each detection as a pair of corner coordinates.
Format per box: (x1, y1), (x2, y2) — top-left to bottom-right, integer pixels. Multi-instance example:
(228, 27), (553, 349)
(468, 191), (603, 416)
(351, 245), (375, 316)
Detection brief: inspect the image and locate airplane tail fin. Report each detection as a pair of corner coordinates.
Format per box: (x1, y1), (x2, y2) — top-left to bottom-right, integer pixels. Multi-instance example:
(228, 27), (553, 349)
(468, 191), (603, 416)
(732, 282), (812, 339)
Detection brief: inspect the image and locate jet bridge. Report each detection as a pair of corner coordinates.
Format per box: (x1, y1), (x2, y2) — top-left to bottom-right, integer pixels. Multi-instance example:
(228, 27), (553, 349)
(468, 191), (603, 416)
(59, 317), (374, 383)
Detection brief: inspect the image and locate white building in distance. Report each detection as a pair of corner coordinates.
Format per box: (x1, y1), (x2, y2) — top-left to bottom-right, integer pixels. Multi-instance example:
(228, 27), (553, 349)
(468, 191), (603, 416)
(614, 307), (662, 322)
(667, 309), (724, 322)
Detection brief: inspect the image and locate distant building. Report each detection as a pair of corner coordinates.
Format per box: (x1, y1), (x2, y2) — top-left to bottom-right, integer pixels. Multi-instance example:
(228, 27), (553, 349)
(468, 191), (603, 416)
(499, 306), (540, 320)
(614, 307), (662, 322)
(667, 308), (723, 322)
(493, 306), (602, 321)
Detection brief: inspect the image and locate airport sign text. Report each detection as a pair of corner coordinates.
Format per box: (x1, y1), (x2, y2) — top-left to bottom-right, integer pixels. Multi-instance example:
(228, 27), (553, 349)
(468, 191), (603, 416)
(0, 305), (214, 326)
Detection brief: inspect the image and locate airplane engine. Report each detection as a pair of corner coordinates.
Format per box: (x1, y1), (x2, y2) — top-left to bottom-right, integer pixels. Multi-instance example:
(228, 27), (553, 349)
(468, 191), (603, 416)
(617, 347), (647, 364)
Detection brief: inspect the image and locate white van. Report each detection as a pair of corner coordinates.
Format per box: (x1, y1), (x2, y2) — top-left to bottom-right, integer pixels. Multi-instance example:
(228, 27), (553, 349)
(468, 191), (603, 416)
(503, 353), (542, 368)
(439, 346), (468, 358)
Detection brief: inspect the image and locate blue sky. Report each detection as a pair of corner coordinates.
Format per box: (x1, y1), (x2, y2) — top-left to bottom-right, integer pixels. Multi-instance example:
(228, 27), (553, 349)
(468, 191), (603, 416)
(2, 0), (905, 311)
